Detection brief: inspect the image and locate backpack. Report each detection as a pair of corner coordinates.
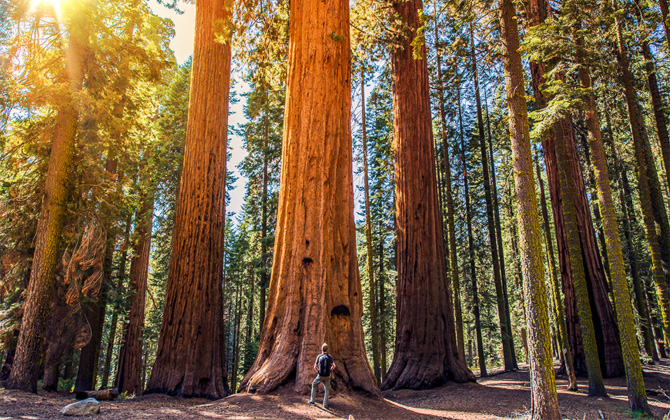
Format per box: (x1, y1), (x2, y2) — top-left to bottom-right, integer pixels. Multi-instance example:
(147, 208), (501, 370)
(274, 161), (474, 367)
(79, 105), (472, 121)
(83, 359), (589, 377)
(317, 354), (333, 377)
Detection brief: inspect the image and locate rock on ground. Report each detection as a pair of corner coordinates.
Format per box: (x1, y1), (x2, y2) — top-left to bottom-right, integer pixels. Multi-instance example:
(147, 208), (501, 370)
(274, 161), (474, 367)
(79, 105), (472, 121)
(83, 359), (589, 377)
(61, 398), (100, 416)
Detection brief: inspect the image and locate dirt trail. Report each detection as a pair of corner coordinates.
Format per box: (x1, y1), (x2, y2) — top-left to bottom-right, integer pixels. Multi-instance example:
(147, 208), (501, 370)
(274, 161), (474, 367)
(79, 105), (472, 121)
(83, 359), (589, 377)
(1, 362), (669, 419)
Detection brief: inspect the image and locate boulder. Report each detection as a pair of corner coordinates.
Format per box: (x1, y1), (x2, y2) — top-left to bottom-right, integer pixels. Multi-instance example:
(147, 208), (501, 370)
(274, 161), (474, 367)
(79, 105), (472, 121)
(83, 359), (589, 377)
(61, 398), (100, 416)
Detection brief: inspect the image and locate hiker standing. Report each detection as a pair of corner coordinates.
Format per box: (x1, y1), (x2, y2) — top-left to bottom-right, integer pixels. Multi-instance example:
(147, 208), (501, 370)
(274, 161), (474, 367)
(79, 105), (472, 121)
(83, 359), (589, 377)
(308, 343), (336, 409)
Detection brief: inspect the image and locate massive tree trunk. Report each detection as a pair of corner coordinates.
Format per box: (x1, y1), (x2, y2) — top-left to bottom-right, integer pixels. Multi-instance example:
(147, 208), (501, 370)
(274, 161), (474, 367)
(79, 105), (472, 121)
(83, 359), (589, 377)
(381, 0), (474, 390)
(239, 0), (379, 396)
(144, 0), (232, 399)
(499, 0), (560, 415)
(115, 179), (154, 395)
(470, 25), (516, 371)
(576, 47), (650, 412)
(6, 7), (90, 393)
(524, 0), (623, 379)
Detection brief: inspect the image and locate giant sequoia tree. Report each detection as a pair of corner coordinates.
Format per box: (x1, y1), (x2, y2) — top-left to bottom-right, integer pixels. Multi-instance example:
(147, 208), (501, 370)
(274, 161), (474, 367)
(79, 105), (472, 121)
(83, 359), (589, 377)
(238, 0), (380, 395)
(144, 0), (232, 399)
(381, 0), (474, 390)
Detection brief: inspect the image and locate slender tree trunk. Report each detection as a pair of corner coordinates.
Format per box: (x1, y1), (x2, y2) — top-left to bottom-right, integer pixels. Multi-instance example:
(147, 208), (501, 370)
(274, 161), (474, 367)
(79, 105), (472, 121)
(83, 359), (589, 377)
(536, 151), (577, 391)
(499, 0), (560, 415)
(639, 42), (670, 197)
(360, 69), (381, 383)
(458, 87), (486, 378)
(6, 6), (90, 392)
(114, 174), (154, 395)
(378, 221), (387, 380)
(576, 51), (651, 413)
(239, 0), (379, 396)
(231, 284), (243, 393)
(145, 0), (232, 399)
(244, 267), (255, 371)
(259, 86), (270, 334)
(433, 16), (464, 360)
(617, 169), (658, 361)
(101, 215), (132, 388)
(484, 88), (516, 368)
(469, 25), (515, 371)
(614, 15), (670, 344)
(658, 0), (670, 51)
(382, 0), (474, 390)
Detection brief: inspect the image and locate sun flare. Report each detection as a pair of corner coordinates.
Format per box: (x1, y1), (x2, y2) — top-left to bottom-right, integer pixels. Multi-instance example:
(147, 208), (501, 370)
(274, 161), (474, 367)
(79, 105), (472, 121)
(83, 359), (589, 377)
(29, 0), (64, 21)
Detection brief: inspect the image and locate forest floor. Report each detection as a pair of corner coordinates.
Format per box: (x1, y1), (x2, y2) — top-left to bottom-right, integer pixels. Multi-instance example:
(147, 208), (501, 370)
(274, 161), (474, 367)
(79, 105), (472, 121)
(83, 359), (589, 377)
(1, 361), (669, 420)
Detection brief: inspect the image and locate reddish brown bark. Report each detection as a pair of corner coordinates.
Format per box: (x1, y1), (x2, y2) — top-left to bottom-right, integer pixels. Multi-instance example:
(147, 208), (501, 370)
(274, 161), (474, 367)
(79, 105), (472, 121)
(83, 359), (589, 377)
(238, 0), (379, 396)
(144, 0), (232, 399)
(381, 0), (474, 390)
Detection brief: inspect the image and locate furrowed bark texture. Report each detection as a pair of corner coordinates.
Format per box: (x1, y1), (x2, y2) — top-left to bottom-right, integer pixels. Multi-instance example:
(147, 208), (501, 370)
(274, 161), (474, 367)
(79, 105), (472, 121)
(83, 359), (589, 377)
(239, 0), (380, 396)
(382, 0), (475, 390)
(145, 0), (231, 399)
(6, 9), (88, 392)
(577, 58), (650, 413)
(499, 0), (560, 416)
(115, 184), (154, 395)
